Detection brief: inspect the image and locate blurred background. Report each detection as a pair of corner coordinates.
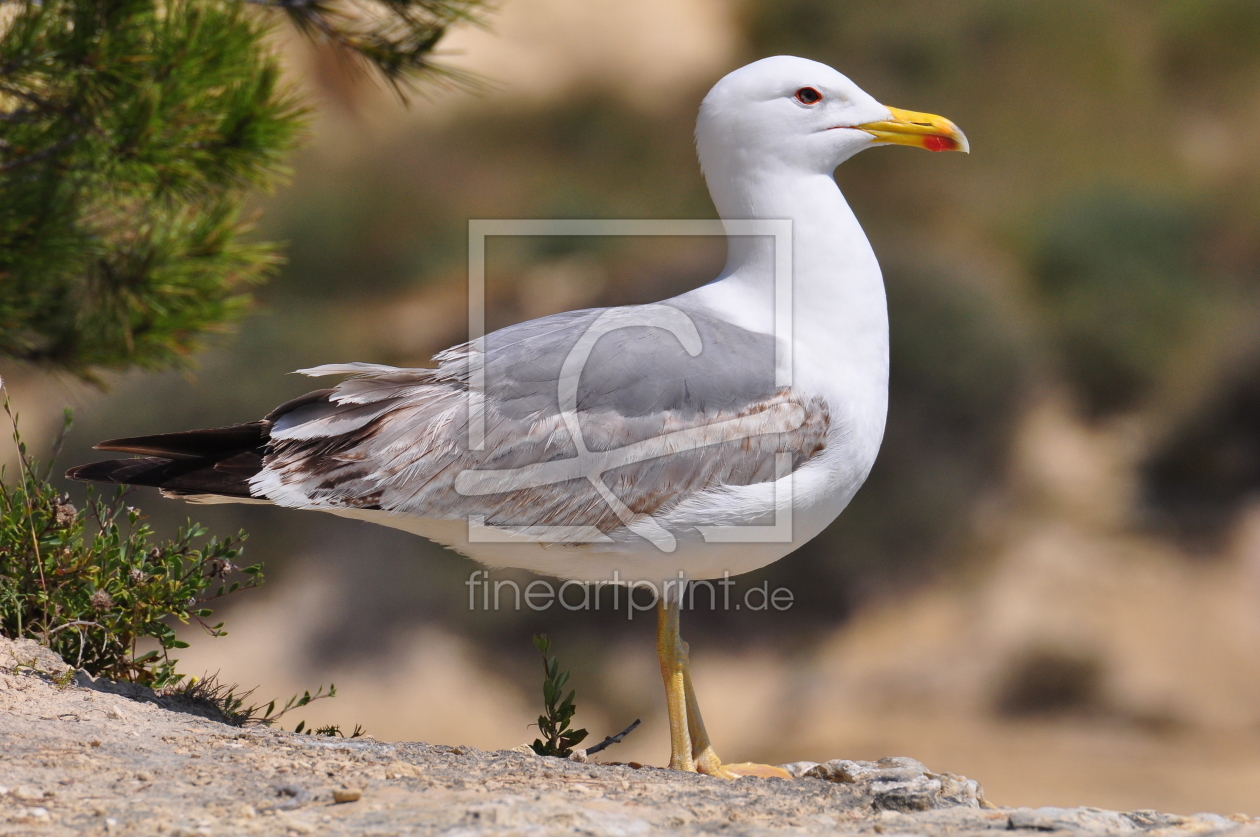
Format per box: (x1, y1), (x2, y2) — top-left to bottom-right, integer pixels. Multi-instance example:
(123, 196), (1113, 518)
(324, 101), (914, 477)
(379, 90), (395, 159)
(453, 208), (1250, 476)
(4, 0), (1260, 815)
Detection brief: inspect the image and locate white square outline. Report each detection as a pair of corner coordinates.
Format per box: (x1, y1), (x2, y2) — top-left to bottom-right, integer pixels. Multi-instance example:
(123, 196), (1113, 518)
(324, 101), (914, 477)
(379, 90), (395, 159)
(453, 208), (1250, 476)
(466, 219), (793, 545)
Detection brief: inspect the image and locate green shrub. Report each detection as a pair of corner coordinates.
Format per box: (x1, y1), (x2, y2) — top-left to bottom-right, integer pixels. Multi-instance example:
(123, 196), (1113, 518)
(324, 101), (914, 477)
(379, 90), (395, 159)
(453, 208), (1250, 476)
(0, 388), (363, 733)
(1030, 191), (1208, 416)
(0, 394), (258, 688)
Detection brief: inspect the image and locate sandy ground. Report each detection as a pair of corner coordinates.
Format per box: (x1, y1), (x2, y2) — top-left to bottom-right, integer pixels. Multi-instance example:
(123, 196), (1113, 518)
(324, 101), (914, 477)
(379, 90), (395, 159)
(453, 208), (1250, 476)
(157, 396), (1260, 818)
(3, 637), (1259, 837)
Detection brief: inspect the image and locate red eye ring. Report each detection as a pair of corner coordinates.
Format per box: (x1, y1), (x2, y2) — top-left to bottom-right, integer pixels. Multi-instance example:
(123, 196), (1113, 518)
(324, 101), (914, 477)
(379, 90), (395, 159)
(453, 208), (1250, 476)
(795, 87), (822, 105)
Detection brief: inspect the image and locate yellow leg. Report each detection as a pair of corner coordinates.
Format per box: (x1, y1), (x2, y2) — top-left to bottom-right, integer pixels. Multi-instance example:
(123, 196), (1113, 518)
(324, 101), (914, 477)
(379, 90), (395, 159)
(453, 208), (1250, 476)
(656, 599), (695, 771)
(655, 598), (791, 780)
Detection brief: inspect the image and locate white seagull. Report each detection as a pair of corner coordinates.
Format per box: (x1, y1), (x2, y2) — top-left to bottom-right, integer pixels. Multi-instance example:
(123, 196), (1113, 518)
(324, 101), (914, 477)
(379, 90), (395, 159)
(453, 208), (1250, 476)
(70, 56), (968, 779)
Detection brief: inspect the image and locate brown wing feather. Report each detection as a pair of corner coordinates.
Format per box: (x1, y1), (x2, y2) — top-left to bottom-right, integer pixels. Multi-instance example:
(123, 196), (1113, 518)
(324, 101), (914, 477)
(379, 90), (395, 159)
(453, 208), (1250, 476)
(256, 376), (831, 535)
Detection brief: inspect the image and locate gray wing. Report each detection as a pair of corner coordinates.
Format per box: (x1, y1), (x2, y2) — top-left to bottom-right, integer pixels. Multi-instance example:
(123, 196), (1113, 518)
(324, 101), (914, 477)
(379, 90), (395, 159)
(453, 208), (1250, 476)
(251, 303), (830, 535)
(444, 303), (780, 418)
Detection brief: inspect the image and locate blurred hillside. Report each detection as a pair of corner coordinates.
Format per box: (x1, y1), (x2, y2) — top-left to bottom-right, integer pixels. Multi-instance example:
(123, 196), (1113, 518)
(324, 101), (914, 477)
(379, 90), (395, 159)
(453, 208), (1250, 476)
(4, 0), (1260, 814)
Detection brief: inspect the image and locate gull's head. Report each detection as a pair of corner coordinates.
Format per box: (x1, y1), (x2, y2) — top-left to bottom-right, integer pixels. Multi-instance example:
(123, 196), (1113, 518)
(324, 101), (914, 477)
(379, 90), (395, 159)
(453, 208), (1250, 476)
(696, 56), (968, 180)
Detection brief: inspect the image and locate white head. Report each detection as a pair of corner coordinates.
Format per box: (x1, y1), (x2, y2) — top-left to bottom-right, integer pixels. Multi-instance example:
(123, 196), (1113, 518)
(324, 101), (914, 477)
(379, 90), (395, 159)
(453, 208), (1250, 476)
(696, 56), (967, 184)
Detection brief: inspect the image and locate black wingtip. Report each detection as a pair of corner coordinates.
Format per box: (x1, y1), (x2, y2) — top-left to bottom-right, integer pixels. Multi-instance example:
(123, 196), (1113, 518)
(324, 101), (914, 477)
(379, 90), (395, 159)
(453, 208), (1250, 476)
(69, 417), (284, 498)
(66, 457), (170, 484)
(66, 455), (257, 498)
(91, 439), (199, 459)
(89, 421), (270, 460)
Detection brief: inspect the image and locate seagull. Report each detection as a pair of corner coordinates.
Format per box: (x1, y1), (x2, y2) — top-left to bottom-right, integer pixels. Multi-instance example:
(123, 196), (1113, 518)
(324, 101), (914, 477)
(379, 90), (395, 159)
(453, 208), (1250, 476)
(69, 56), (967, 779)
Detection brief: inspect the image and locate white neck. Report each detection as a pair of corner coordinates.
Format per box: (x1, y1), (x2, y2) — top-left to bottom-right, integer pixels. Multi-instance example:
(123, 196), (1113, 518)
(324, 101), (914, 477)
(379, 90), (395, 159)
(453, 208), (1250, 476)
(677, 167), (890, 409)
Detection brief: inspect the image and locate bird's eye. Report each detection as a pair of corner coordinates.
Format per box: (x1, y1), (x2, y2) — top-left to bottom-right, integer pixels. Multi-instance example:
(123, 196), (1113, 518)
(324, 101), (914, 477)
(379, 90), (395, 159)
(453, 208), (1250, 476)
(795, 87), (822, 105)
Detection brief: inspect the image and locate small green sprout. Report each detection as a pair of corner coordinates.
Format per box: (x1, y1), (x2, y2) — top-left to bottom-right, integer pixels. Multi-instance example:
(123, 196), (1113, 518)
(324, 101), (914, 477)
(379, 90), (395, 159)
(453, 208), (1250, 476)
(529, 634), (588, 758)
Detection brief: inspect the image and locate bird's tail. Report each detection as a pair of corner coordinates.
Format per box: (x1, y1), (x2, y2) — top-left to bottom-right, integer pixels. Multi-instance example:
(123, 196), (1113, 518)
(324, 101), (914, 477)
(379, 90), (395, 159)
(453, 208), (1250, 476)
(66, 389), (336, 501)
(66, 422), (269, 500)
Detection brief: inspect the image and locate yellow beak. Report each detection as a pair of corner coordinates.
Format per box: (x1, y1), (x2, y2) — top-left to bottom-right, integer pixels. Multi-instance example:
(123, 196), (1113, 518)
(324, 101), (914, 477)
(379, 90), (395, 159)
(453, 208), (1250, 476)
(856, 106), (969, 153)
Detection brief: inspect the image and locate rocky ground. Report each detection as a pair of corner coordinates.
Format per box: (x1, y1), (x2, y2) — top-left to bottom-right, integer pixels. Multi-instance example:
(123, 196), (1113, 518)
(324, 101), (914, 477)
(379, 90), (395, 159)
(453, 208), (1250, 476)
(1, 638), (1257, 837)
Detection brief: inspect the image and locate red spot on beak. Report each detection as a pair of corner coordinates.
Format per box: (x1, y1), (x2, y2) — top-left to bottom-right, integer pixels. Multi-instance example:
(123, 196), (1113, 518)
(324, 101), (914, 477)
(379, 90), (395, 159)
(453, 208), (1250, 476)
(923, 135), (956, 153)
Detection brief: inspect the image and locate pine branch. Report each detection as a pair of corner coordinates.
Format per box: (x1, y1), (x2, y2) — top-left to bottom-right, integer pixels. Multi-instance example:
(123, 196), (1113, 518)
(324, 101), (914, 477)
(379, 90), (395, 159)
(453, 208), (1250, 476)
(0, 0), (487, 378)
(0, 132), (77, 173)
(248, 0), (490, 95)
